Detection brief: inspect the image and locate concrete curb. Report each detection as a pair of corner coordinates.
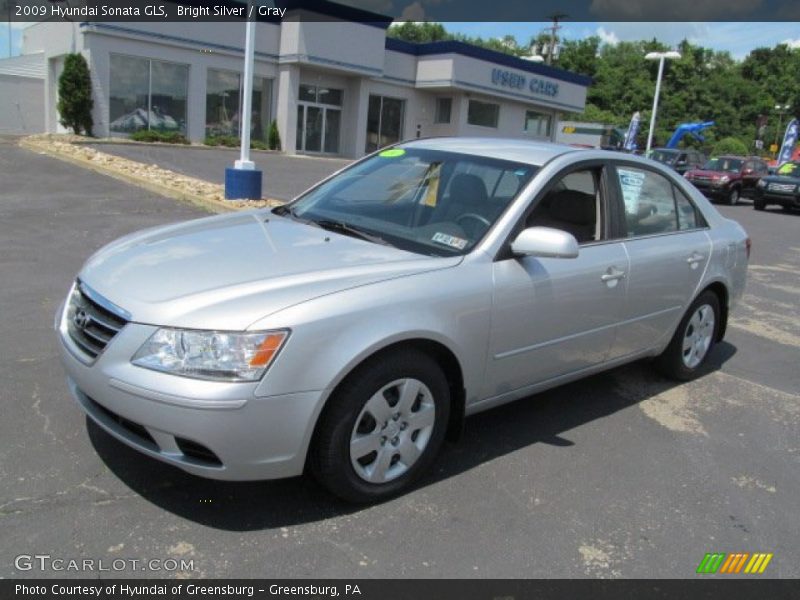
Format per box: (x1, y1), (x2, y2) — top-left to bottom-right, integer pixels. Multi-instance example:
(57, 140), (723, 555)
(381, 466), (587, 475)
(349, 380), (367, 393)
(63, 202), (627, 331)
(18, 136), (283, 214)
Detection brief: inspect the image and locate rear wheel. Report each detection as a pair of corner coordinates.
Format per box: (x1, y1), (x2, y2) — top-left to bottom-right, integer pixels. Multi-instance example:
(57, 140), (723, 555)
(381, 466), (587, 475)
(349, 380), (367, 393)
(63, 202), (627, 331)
(309, 349), (450, 503)
(727, 187), (740, 205)
(654, 291), (720, 381)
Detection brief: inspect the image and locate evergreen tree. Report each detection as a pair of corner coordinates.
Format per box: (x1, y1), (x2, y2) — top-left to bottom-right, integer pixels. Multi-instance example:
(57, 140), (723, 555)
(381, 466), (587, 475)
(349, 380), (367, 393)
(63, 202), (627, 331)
(57, 53), (94, 136)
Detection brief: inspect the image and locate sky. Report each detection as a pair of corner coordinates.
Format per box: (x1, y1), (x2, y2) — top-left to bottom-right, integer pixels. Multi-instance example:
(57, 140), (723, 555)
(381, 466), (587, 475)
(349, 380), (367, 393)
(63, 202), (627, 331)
(1, 21), (799, 60)
(444, 22), (800, 60)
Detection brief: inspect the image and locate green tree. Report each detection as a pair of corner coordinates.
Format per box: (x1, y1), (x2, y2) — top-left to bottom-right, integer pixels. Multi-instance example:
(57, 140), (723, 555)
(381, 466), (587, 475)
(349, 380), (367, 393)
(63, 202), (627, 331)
(57, 53), (93, 136)
(711, 137), (749, 155)
(388, 22), (449, 43)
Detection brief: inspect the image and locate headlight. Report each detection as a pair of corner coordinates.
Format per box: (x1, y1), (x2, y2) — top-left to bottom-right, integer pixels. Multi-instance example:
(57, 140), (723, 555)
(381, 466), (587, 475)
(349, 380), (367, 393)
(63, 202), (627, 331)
(756, 179), (767, 188)
(718, 175), (730, 184)
(684, 172), (693, 179)
(132, 328), (289, 382)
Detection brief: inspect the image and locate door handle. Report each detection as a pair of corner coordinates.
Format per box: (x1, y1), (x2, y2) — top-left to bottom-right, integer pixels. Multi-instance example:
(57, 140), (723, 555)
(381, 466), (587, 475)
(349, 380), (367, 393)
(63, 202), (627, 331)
(686, 252), (706, 264)
(601, 267), (626, 282)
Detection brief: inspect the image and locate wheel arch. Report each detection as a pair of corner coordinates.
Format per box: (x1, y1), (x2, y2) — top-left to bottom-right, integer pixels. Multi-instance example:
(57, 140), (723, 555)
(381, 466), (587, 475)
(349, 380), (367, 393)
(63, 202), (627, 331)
(698, 280), (729, 341)
(305, 337), (467, 471)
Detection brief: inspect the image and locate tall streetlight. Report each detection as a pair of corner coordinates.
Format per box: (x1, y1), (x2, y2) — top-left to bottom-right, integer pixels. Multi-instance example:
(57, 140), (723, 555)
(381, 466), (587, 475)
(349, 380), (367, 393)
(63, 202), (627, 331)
(774, 103), (791, 156)
(644, 50), (681, 155)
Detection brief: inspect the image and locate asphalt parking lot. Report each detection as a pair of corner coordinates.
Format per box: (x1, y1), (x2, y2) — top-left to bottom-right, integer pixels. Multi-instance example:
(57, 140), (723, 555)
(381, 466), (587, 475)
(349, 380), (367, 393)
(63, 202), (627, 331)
(1, 136), (798, 579)
(91, 142), (351, 201)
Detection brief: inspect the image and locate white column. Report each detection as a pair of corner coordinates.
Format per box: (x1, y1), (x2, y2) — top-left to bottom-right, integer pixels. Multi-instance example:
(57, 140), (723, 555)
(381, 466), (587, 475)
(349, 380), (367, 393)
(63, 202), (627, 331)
(275, 63), (299, 155)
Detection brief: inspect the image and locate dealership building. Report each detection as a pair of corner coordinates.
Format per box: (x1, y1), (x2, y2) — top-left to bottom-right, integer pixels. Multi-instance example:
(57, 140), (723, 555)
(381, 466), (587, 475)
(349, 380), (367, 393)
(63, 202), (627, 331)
(4, 1), (590, 158)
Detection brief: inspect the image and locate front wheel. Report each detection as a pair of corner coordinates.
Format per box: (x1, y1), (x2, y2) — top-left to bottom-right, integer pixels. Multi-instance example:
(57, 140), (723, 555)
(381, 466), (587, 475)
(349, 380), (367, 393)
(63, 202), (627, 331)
(727, 187), (740, 205)
(309, 349), (450, 503)
(654, 291), (720, 381)
(753, 197), (766, 211)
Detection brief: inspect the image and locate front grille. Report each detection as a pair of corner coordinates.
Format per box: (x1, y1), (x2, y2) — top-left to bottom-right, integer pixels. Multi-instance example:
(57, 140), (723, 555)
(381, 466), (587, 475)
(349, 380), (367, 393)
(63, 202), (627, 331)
(768, 183), (796, 193)
(66, 281), (128, 360)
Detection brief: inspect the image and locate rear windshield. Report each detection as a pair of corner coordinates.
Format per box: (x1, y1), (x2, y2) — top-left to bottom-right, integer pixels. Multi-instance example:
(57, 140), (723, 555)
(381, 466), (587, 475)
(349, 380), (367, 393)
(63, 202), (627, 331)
(703, 157), (742, 172)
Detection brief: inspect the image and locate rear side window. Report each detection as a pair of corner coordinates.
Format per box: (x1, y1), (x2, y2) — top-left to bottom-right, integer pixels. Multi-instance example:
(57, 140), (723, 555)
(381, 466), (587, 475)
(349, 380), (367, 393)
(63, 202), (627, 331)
(615, 166), (704, 237)
(675, 187), (700, 230)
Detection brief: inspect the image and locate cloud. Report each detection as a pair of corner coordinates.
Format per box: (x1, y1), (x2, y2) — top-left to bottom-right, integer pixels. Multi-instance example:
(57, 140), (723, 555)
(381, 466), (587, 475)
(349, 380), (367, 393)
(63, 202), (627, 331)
(399, 1), (426, 21)
(781, 38), (800, 49)
(590, 0), (762, 20)
(596, 27), (619, 46)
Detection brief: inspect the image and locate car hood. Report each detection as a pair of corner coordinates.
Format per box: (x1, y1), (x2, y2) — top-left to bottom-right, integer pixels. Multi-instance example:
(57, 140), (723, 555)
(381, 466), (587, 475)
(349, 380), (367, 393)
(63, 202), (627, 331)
(79, 210), (461, 330)
(687, 169), (738, 178)
(760, 175), (800, 185)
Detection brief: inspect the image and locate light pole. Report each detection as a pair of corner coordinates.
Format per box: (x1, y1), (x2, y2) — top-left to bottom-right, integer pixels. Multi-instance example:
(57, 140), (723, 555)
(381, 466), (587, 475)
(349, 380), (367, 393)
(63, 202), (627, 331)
(644, 50), (681, 155)
(224, 1), (262, 200)
(774, 103), (791, 156)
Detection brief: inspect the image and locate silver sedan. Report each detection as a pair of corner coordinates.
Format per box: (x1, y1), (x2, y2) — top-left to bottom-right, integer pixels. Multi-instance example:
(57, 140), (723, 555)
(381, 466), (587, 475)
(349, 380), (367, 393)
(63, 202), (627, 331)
(57, 138), (749, 502)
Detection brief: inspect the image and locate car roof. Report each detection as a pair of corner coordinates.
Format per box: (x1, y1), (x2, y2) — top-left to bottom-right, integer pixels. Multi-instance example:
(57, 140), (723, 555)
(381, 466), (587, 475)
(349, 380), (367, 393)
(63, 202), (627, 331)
(399, 137), (583, 166)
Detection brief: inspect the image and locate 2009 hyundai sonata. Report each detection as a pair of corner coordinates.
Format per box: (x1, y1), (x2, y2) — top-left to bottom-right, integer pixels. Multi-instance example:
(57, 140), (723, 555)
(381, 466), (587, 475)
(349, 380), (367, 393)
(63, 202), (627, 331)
(57, 138), (749, 502)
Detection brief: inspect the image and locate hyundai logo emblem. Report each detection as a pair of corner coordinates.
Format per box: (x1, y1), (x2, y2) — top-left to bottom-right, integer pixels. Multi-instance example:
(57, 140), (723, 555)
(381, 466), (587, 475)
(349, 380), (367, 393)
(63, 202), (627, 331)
(73, 309), (91, 330)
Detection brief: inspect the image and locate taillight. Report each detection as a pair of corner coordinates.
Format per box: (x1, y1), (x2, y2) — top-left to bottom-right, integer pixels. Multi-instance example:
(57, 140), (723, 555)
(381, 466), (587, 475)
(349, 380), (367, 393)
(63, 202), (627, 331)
(745, 237), (752, 260)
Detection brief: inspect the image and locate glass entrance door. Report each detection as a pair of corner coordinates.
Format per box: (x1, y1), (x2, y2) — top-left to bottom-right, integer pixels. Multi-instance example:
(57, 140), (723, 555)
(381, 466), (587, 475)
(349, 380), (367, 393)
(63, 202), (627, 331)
(296, 104), (341, 154)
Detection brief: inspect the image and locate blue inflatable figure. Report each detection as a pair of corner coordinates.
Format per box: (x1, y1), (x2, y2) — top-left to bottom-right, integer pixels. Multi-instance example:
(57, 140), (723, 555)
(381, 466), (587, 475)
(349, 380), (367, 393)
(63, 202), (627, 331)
(666, 121), (715, 148)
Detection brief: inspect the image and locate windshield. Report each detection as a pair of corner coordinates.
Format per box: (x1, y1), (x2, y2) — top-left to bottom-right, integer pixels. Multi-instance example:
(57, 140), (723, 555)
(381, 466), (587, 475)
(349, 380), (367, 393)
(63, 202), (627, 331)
(776, 162), (800, 177)
(278, 147), (537, 256)
(651, 150), (679, 165)
(702, 157), (743, 172)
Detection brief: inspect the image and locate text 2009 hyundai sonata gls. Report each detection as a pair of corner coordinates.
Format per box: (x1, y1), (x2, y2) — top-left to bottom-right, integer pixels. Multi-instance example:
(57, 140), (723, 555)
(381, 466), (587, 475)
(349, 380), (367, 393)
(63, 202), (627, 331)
(57, 138), (749, 502)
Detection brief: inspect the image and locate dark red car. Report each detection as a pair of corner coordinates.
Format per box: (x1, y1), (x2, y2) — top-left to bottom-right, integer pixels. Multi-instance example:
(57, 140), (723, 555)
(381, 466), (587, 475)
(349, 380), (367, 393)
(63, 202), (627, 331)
(684, 155), (769, 205)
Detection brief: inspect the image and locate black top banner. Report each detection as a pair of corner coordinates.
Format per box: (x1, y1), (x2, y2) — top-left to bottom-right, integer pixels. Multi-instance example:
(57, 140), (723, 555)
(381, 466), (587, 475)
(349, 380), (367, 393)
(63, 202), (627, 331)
(4, 579), (800, 600)
(1, 0), (798, 22)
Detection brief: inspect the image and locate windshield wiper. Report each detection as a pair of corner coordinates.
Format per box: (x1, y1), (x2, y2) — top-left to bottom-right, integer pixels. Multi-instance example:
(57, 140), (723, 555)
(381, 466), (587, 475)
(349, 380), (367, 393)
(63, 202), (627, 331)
(313, 219), (393, 246)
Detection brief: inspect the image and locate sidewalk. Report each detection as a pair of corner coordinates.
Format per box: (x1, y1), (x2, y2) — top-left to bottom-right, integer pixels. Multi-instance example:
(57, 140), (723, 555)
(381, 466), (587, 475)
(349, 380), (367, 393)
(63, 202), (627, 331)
(90, 143), (352, 201)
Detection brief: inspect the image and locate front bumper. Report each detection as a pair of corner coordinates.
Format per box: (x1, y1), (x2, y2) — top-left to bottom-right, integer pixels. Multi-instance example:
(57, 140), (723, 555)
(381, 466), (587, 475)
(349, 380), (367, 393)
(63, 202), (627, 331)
(689, 180), (730, 198)
(755, 189), (800, 208)
(57, 301), (325, 481)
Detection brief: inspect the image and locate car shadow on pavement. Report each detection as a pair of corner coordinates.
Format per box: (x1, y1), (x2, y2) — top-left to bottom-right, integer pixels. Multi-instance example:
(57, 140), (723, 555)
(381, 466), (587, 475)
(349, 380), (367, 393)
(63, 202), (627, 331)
(88, 342), (736, 530)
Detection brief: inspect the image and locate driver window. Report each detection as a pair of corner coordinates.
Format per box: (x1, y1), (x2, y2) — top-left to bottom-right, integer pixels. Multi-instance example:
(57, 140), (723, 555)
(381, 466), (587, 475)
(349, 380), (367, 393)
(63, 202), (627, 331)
(526, 169), (602, 244)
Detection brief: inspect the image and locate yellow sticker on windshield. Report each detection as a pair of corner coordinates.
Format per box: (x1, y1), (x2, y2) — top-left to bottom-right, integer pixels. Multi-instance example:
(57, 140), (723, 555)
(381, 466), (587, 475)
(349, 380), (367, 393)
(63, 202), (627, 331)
(379, 148), (405, 157)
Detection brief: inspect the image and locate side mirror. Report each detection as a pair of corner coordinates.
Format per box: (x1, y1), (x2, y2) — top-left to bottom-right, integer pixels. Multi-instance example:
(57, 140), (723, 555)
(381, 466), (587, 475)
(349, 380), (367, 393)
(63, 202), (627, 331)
(511, 227), (579, 259)
(743, 168), (754, 175)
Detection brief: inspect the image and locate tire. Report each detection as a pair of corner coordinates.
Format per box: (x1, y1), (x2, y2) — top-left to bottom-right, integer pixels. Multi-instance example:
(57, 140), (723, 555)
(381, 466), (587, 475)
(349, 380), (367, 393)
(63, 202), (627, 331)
(753, 198), (766, 211)
(309, 348), (450, 503)
(654, 290), (721, 381)
(727, 187), (740, 206)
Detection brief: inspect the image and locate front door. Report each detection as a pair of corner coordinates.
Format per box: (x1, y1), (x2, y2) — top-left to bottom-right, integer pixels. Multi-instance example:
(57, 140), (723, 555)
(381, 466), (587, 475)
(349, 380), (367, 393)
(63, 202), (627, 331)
(485, 165), (629, 397)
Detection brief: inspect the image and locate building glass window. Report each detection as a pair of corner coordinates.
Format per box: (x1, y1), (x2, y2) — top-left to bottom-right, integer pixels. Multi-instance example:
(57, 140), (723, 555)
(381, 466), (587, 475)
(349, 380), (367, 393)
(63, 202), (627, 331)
(434, 97), (452, 124)
(109, 54), (188, 135)
(206, 69), (272, 141)
(467, 100), (499, 128)
(524, 110), (552, 137)
(365, 95), (406, 153)
(299, 84), (343, 106)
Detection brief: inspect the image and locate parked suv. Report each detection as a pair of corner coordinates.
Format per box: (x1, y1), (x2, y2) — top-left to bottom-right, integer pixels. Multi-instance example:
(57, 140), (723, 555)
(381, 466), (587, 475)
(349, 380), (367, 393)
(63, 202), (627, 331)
(684, 156), (769, 205)
(650, 148), (705, 175)
(753, 161), (800, 212)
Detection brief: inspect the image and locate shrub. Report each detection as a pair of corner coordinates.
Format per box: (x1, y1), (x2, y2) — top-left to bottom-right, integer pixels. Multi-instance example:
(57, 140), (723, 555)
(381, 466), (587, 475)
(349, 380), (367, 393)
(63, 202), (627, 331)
(268, 120), (282, 151)
(204, 135), (270, 150)
(710, 137), (749, 156)
(57, 53), (93, 136)
(204, 135), (240, 147)
(130, 130), (189, 144)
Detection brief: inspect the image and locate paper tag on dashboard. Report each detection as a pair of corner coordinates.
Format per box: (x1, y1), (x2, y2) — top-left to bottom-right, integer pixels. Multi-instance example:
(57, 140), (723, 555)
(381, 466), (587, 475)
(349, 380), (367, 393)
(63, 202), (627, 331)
(432, 232), (467, 250)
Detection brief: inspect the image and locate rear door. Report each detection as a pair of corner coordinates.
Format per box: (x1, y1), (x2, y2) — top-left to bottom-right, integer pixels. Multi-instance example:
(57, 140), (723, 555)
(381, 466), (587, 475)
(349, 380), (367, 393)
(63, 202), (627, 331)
(608, 162), (711, 359)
